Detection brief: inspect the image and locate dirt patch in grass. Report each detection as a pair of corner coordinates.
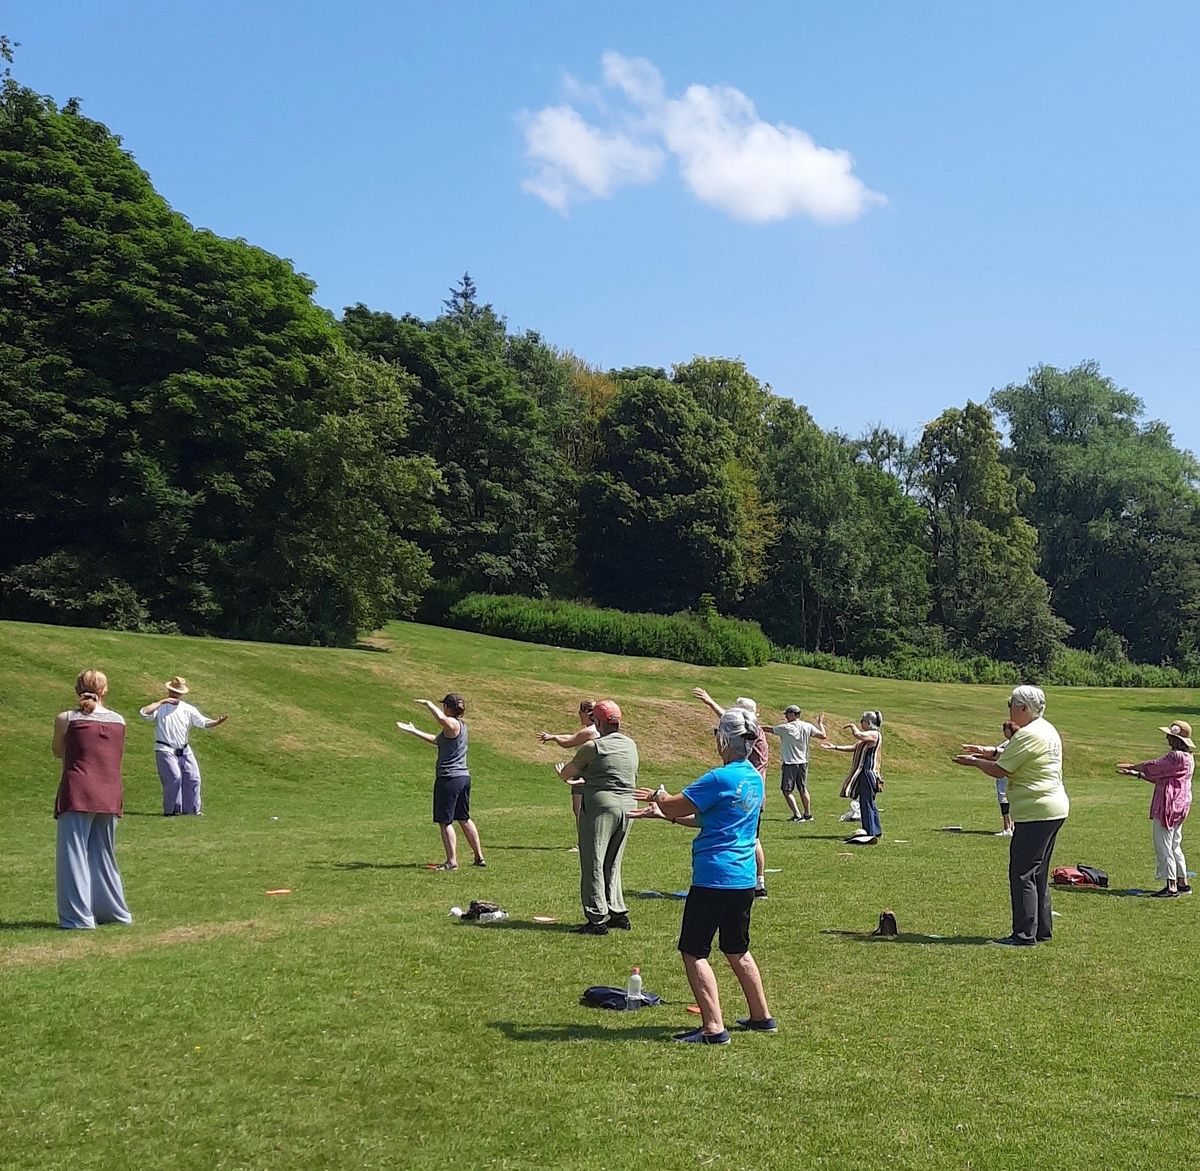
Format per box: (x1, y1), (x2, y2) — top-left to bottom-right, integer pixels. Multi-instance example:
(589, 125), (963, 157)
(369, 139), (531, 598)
(0, 908), (368, 971)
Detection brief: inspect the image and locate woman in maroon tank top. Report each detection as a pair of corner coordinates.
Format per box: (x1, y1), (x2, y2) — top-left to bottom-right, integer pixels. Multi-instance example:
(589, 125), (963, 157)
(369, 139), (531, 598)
(52, 669), (133, 929)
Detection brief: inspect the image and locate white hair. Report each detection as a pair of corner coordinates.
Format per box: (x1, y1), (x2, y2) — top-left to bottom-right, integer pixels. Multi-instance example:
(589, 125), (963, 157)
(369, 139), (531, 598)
(1009, 685), (1046, 718)
(861, 710), (883, 729)
(717, 707), (758, 759)
(734, 696), (758, 715)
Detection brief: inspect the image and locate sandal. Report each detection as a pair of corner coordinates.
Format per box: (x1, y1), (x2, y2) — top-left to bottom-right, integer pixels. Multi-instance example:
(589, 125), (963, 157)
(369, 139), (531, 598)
(435, 861), (459, 871)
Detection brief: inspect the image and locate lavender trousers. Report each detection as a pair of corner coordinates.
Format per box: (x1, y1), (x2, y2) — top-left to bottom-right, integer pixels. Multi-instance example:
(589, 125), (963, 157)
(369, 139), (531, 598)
(56, 812), (133, 930)
(156, 746), (202, 814)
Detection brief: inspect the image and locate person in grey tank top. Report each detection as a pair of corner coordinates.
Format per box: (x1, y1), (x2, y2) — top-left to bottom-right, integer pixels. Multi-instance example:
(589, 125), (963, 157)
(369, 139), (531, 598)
(397, 693), (486, 871)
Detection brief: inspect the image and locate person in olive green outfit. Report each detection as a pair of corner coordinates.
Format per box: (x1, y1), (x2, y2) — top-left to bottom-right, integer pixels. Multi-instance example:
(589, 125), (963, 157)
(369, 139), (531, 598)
(555, 699), (639, 935)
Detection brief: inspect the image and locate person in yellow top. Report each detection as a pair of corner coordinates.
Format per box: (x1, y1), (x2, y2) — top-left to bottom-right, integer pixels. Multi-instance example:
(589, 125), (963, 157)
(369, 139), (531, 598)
(953, 685), (1069, 947)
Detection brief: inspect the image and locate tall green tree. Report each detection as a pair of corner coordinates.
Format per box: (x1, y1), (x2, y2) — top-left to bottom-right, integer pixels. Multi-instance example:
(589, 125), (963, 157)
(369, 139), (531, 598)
(750, 401), (929, 655)
(341, 303), (572, 598)
(578, 376), (747, 612)
(0, 78), (437, 643)
(990, 362), (1200, 661)
(917, 402), (1067, 668)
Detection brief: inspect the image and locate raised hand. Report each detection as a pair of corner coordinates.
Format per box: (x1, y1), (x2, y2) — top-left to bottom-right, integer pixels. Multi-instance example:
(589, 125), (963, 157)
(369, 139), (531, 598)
(396, 721), (418, 735)
(961, 743), (989, 755)
(538, 731), (553, 743)
(691, 687), (711, 703)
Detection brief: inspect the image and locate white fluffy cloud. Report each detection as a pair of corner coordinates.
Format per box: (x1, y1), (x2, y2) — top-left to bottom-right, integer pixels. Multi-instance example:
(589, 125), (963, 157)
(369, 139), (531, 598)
(519, 104), (663, 214)
(519, 53), (885, 224)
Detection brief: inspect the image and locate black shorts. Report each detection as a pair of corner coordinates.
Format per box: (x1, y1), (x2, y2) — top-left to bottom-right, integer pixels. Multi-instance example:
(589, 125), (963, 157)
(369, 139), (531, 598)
(433, 774), (471, 824)
(781, 762), (808, 794)
(678, 885), (755, 959)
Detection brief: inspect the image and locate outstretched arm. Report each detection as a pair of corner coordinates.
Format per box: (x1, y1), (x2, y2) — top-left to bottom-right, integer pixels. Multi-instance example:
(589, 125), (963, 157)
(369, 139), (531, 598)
(205, 714), (229, 729)
(952, 754), (1008, 778)
(139, 697), (178, 719)
(632, 784), (700, 824)
(812, 713), (827, 739)
(691, 688), (725, 719)
(396, 721), (438, 746)
(539, 727), (594, 748)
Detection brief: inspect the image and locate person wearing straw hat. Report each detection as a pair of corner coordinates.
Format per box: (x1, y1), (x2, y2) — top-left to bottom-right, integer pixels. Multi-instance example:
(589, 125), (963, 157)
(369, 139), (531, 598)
(1117, 720), (1195, 898)
(139, 677), (228, 816)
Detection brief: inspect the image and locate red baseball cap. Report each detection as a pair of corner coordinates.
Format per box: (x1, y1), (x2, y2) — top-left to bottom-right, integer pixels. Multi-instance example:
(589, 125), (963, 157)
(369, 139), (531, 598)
(592, 700), (622, 726)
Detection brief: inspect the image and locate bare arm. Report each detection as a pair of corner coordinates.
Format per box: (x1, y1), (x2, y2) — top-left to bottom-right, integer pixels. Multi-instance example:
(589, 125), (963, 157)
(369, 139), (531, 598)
(812, 713), (827, 739)
(632, 784), (700, 823)
(555, 761), (584, 786)
(691, 688), (725, 719)
(539, 727), (595, 749)
(952, 754), (1009, 779)
(396, 721), (438, 746)
(417, 699), (459, 737)
(140, 697), (178, 719)
(51, 713), (69, 759)
(205, 715), (229, 729)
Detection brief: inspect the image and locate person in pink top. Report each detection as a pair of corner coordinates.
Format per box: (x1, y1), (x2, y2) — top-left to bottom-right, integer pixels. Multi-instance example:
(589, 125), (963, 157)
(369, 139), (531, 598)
(1117, 719), (1195, 898)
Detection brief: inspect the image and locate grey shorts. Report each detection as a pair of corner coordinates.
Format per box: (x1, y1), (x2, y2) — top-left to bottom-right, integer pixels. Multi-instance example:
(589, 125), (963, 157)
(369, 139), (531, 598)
(781, 762), (808, 794)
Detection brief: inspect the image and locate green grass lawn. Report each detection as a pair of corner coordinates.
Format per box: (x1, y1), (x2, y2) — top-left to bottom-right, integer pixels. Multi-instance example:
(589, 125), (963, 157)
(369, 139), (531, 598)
(1, 619), (1197, 1170)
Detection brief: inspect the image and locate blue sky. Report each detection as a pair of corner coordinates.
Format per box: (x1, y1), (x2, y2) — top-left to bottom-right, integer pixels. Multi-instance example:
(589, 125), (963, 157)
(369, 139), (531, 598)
(8, 2), (1200, 456)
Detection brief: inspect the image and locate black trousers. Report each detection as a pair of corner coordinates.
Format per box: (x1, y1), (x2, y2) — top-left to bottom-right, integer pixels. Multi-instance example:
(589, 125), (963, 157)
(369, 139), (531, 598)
(1009, 818), (1066, 944)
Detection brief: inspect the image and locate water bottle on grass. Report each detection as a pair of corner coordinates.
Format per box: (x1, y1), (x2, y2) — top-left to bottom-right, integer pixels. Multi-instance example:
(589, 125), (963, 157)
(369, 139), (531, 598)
(625, 966), (642, 1010)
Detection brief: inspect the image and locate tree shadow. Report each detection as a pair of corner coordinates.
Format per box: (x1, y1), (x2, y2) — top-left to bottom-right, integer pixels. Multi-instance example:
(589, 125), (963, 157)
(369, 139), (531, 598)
(821, 929), (993, 946)
(1129, 702), (1191, 716)
(0, 920), (60, 931)
(351, 641), (391, 654)
(490, 1020), (677, 1043)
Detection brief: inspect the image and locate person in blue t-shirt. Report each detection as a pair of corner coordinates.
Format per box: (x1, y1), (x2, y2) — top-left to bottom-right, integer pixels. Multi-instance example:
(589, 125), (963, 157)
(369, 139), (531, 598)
(631, 707), (776, 1045)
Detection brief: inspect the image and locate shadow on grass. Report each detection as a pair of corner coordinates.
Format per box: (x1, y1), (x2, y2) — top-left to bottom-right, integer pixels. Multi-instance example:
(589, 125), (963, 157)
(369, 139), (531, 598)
(940, 829), (1005, 837)
(491, 1020), (677, 1043)
(310, 860), (440, 872)
(821, 929), (992, 946)
(1056, 886), (1150, 898)
(0, 920), (60, 931)
(351, 641), (390, 654)
(123, 810), (168, 817)
(488, 844), (574, 852)
(484, 919), (576, 933)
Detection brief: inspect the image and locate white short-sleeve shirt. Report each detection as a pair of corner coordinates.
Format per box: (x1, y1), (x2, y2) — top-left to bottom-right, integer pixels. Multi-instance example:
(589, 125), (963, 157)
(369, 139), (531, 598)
(771, 720), (821, 765)
(142, 700), (210, 750)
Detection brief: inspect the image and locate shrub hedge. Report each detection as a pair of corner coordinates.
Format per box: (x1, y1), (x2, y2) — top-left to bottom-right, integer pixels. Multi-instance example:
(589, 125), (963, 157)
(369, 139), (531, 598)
(446, 594), (771, 667)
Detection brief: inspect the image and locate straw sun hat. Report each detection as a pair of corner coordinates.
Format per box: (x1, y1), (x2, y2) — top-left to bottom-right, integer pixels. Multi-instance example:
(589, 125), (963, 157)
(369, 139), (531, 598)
(165, 676), (190, 695)
(1159, 720), (1195, 750)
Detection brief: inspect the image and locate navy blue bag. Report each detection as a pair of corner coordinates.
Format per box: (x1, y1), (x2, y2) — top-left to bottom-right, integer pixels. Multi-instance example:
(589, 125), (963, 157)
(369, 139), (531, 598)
(580, 986), (663, 1010)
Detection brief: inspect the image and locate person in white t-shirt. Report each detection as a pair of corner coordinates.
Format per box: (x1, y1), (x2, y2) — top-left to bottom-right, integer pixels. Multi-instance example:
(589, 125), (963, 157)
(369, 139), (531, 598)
(766, 705), (826, 821)
(139, 676), (228, 816)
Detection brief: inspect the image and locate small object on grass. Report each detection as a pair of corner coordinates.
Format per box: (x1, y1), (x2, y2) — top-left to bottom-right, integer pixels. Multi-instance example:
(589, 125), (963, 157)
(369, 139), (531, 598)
(837, 852), (853, 858)
(1051, 910), (1061, 918)
(270, 816), (279, 821)
(941, 825), (964, 833)
(449, 906), (464, 918)
(765, 868), (783, 874)
(265, 889), (291, 896)
(686, 1004), (702, 1014)
(639, 890), (665, 898)
(532, 915), (559, 924)
(670, 891), (688, 899)
(893, 839), (909, 844)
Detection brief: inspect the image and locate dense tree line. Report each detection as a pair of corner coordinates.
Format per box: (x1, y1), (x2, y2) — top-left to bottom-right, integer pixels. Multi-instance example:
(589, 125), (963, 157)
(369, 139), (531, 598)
(4, 66), (1200, 671)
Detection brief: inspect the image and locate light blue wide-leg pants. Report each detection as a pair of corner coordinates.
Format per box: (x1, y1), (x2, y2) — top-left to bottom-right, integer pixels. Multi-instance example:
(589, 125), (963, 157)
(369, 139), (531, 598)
(56, 812), (133, 930)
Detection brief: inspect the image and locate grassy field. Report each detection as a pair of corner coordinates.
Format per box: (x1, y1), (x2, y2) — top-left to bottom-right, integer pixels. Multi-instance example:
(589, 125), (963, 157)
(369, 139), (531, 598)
(1, 619), (1197, 1170)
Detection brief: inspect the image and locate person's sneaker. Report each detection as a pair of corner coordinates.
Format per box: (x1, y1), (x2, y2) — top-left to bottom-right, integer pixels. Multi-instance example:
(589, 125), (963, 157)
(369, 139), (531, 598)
(735, 1016), (778, 1033)
(838, 811), (860, 823)
(990, 935), (1035, 947)
(435, 861), (459, 871)
(1152, 887), (1180, 898)
(607, 912), (632, 930)
(472, 858), (488, 867)
(994, 828), (1013, 837)
(1178, 884), (1193, 895)
(788, 815), (803, 823)
(572, 921), (609, 935)
(671, 1028), (731, 1045)
(799, 814), (814, 822)
(754, 886), (768, 899)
